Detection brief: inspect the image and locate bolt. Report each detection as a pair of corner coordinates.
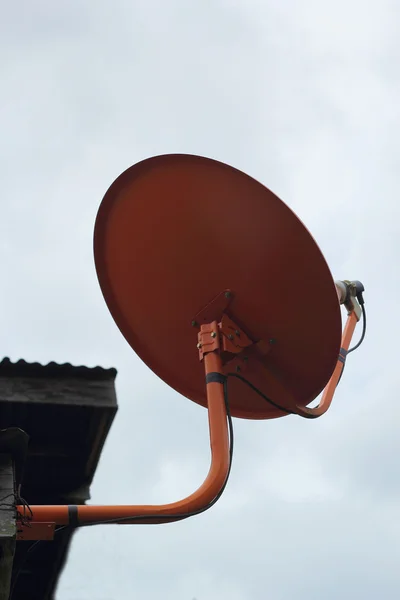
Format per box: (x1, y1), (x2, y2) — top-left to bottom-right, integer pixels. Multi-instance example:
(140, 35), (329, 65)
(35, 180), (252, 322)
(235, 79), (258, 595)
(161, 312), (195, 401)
(269, 338), (276, 345)
(228, 334), (234, 340)
(211, 332), (217, 338)
(197, 342), (202, 349)
(235, 330), (240, 336)
(224, 291), (231, 298)
(191, 320), (198, 327)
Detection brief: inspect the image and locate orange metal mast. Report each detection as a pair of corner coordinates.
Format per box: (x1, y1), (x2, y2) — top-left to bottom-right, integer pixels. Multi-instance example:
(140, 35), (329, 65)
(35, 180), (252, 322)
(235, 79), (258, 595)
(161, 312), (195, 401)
(17, 321), (230, 533)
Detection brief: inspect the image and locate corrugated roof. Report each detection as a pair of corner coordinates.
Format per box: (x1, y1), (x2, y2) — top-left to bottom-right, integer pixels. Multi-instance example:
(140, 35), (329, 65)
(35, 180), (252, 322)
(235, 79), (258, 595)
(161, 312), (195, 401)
(0, 357), (117, 380)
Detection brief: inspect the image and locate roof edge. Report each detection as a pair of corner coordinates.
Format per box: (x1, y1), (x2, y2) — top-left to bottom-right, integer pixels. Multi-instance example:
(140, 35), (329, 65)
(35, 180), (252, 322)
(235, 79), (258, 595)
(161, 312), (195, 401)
(0, 357), (117, 381)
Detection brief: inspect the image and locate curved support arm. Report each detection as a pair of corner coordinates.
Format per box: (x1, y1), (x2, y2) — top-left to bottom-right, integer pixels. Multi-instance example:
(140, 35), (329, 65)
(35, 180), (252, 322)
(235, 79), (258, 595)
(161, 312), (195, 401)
(295, 309), (359, 419)
(17, 351), (230, 527)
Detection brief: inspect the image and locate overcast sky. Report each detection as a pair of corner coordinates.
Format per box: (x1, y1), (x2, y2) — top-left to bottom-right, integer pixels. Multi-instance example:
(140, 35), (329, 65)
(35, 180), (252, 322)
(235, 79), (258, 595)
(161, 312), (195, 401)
(2, 1), (400, 599)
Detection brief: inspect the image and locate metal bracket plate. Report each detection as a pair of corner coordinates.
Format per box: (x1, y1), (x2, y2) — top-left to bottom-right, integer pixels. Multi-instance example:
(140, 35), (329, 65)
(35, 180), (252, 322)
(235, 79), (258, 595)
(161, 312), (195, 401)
(17, 522), (55, 541)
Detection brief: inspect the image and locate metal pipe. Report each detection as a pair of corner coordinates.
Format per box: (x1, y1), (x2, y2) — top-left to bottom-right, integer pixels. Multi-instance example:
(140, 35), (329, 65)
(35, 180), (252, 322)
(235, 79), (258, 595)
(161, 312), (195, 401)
(18, 350), (230, 526)
(295, 309), (358, 418)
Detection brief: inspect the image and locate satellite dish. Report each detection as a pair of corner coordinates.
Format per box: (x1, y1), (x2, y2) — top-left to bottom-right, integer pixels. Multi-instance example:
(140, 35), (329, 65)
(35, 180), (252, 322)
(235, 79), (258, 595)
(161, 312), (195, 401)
(17, 154), (365, 532)
(93, 154), (342, 419)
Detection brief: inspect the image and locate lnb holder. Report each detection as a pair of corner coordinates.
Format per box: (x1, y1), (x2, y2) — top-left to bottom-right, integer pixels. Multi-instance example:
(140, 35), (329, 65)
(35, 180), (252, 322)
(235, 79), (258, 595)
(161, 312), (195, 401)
(335, 280), (365, 317)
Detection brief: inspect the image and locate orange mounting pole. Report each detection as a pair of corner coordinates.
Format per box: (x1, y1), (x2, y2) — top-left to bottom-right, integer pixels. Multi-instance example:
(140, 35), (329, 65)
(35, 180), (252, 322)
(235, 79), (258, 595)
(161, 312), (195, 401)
(16, 322), (230, 531)
(295, 307), (359, 419)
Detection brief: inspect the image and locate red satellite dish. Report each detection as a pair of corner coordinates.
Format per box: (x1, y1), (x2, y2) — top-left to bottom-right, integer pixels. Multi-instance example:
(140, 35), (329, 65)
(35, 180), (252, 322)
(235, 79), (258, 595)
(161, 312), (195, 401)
(94, 154), (342, 419)
(18, 154), (364, 531)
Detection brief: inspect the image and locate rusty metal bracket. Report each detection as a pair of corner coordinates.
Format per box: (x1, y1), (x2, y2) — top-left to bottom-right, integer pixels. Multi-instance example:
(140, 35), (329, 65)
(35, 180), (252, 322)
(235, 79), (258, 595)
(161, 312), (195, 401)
(197, 321), (220, 360)
(192, 290), (233, 327)
(219, 314), (253, 356)
(197, 315), (253, 363)
(17, 521), (55, 541)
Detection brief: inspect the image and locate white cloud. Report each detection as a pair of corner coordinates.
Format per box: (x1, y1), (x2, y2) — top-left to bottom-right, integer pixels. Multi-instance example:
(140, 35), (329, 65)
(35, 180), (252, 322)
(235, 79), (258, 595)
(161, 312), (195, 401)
(1, 0), (398, 598)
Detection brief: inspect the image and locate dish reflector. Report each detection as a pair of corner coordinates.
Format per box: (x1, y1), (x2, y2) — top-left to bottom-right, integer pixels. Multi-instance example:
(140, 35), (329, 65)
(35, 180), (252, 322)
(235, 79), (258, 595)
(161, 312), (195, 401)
(94, 154), (341, 419)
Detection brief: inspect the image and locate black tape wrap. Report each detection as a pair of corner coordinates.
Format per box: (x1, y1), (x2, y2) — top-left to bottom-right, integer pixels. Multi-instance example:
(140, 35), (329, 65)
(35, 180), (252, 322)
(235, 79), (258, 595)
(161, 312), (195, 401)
(68, 505), (79, 527)
(205, 372), (227, 385)
(338, 347), (348, 364)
